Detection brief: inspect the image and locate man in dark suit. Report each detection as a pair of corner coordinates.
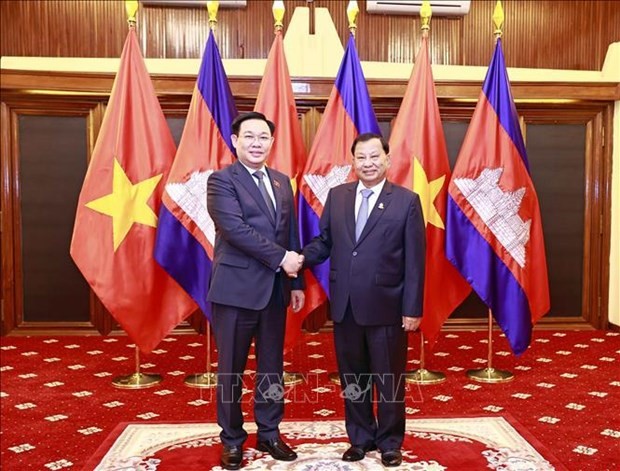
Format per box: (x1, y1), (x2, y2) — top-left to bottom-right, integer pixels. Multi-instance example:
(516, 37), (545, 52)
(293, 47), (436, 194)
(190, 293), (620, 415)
(303, 132), (426, 467)
(207, 112), (305, 470)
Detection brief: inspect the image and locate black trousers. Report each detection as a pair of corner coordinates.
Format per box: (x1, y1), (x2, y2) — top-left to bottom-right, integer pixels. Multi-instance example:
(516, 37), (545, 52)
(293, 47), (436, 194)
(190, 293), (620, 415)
(333, 303), (408, 451)
(212, 275), (286, 446)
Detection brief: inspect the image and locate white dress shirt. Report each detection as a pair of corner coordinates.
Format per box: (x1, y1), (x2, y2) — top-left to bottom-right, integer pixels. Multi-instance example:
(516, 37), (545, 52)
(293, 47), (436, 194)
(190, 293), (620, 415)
(355, 179), (386, 223)
(240, 162), (277, 210)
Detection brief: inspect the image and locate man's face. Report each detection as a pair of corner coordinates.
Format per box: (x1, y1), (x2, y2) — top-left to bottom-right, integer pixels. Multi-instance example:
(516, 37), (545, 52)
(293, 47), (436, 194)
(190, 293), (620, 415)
(352, 138), (390, 188)
(231, 119), (274, 169)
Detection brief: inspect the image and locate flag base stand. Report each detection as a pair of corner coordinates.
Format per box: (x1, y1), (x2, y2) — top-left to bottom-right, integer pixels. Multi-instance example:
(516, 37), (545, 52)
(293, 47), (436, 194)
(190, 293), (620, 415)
(466, 311), (514, 383)
(405, 368), (446, 384)
(184, 372), (217, 388)
(112, 372), (163, 389)
(328, 372), (340, 385)
(283, 372), (304, 386)
(466, 367), (514, 383)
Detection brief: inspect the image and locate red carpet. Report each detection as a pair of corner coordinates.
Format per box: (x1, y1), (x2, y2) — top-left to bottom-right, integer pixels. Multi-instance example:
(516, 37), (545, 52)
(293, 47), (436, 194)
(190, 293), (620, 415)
(84, 417), (566, 470)
(1, 330), (619, 470)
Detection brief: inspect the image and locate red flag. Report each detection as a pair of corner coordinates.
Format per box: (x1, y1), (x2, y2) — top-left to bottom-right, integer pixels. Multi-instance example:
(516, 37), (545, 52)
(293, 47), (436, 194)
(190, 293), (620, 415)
(70, 29), (195, 355)
(389, 36), (471, 347)
(254, 31), (323, 353)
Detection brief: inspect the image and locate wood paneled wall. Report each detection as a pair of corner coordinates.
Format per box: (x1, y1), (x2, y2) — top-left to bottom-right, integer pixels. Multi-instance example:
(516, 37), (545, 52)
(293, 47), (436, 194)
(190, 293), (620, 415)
(1, 1), (619, 70)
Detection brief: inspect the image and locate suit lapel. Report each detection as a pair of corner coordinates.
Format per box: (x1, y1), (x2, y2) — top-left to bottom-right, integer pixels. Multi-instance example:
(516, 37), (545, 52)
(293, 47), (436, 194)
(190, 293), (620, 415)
(345, 183), (357, 245)
(232, 161), (276, 225)
(355, 181), (393, 246)
(266, 168), (283, 227)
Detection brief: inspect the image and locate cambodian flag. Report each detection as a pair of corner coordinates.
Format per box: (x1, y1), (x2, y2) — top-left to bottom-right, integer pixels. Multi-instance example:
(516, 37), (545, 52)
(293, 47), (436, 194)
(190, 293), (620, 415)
(298, 33), (380, 311)
(154, 30), (238, 320)
(446, 39), (550, 355)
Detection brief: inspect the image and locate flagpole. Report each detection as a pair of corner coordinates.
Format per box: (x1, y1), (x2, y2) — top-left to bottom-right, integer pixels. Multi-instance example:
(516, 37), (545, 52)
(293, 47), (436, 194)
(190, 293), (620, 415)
(464, 1), (514, 384)
(184, 322), (217, 388)
(327, 0), (361, 386)
(183, 0), (222, 389)
(110, 0), (165, 390)
(466, 309), (513, 383)
(401, 0), (446, 386)
(262, 0), (305, 387)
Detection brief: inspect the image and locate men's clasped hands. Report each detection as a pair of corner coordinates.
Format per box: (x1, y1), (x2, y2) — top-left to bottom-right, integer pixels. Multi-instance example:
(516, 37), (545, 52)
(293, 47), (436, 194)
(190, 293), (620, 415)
(281, 251), (304, 278)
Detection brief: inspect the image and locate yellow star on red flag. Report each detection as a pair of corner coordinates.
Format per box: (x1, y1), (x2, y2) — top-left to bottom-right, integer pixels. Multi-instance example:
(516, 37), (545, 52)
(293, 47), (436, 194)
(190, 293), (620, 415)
(413, 156), (445, 229)
(85, 158), (162, 251)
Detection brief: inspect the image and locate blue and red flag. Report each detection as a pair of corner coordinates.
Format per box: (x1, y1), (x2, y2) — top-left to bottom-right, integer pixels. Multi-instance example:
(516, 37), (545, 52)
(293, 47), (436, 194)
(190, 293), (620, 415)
(446, 39), (550, 355)
(154, 29), (238, 320)
(298, 33), (380, 311)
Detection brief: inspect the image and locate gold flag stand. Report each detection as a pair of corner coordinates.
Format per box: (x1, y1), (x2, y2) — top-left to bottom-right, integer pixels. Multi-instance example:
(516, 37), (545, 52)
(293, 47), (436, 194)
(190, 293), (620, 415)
(405, 333), (446, 384)
(466, 309), (514, 383)
(182, 1), (221, 389)
(327, 1), (360, 387)
(185, 323), (217, 388)
(110, 2), (163, 391)
(465, 3), (513, 385)
(404, 1), (446, 386)
(112, 346), (163, 389)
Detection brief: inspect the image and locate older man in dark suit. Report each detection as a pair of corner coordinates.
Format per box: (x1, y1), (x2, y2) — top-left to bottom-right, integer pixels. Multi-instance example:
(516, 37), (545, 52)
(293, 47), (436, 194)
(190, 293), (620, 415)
(207, 112), (305, 470)
(303, 132), (426, 467)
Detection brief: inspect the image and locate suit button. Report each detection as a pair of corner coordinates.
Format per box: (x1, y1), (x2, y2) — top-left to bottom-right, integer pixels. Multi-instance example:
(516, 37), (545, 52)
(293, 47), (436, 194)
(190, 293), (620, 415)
(352, 251), (358, 256)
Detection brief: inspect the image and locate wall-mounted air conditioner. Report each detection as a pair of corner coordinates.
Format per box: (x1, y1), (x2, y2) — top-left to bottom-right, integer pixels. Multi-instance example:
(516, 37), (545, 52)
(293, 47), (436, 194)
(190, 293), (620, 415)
(140, 0), (246, 8)
(366, 0), (471, 16)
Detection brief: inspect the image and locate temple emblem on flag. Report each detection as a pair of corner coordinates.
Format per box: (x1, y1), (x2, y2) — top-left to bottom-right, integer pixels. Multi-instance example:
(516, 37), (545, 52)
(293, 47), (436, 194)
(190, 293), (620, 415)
(453, 167), (531, 268)
(303, 164), (352, 206)
(165, 170), (216, 246)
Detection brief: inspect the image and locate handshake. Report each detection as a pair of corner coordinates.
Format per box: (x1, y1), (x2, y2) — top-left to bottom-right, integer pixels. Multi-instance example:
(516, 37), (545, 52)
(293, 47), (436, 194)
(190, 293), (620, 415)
(281, 250), (305, 278)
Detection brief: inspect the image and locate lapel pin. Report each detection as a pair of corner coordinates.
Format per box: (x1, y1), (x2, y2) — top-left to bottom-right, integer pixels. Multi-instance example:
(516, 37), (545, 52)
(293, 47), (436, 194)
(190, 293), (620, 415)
(378, 202), (384, 210)
(273, 180), (281, 189)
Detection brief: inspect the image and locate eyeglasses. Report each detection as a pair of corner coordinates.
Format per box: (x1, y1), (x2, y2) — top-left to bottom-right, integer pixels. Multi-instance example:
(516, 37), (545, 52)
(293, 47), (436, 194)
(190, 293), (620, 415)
(240, 134), (273, 145)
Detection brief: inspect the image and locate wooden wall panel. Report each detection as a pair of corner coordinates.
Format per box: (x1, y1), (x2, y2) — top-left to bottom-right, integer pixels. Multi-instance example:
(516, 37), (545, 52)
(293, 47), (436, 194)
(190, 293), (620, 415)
(1, 1), (618, 70)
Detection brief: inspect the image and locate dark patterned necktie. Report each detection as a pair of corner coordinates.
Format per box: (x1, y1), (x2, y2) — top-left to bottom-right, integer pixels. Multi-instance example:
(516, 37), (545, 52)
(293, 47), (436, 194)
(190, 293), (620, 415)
(253, 170), (276, 221)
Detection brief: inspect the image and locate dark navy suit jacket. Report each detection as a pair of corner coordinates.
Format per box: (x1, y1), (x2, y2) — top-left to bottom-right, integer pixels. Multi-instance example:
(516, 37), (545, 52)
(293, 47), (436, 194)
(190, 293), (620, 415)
(206, 160), (303, 310)
(303, 180), (425, 325)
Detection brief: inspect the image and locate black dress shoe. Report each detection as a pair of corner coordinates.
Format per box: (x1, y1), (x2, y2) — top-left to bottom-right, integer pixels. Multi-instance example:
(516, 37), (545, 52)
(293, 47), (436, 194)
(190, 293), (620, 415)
(342, 444), (376, 462)
(256, 437), (297, 461)
(221, 445), (243, 470)
(381, 449), (403, 467)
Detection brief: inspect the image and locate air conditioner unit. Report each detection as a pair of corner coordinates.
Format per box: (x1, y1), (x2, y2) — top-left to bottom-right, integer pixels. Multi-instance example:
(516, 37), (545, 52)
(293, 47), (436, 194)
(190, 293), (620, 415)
(366, 0), (471, 16)
(140, 0), (246, 8)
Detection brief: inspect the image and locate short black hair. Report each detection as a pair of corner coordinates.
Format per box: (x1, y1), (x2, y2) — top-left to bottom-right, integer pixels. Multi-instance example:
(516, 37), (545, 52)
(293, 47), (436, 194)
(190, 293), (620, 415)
(350, 132), (389, 155)
(231, 111), (276, 136)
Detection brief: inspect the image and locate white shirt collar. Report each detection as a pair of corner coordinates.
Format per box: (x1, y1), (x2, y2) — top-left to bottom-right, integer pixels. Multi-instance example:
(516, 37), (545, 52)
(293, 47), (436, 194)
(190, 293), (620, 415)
(356, 178), (386, 196)
(240, 162), (268, 176)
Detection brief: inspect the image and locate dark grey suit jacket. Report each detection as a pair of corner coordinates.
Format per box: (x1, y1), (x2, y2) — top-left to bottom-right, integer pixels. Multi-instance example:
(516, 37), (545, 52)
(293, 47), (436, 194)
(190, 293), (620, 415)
(303, 180), (425, 325)
(206, 160), (303, 310)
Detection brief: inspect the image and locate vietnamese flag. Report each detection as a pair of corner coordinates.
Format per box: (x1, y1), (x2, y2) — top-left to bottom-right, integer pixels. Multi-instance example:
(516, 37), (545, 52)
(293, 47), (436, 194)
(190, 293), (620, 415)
(70, 29), (196, 355)
(389, 36), (471, 348)
(254, 30), (318, 353)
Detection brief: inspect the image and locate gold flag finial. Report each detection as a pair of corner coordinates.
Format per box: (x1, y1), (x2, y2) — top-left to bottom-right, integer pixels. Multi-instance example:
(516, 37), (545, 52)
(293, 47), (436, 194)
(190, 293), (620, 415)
(347, 1), (359, 36)
(420, 0), (432, 36)
(273, 1), (285, 32)
(207, 1), (219, 30)
(493, 0), (504, 39)
(125, 0), (138, 28)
